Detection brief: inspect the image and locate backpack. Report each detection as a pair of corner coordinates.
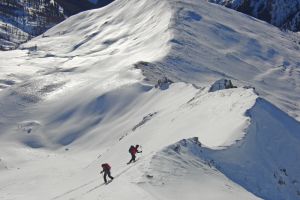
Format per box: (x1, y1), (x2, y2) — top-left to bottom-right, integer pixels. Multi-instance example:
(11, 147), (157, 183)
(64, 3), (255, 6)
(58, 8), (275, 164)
(129, 145), (134, 153)
(102, 163), (111, 170)
(106, 163), (111, 170)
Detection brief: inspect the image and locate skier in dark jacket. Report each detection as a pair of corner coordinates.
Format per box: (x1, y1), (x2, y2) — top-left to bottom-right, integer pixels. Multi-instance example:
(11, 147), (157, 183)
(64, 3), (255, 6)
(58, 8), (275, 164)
(100, 163), (114, 184)
(127, 145), (142, 164)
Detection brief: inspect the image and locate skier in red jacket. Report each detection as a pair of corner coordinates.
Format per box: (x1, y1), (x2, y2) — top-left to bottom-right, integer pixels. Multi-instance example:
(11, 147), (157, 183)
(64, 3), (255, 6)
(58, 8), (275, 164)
(127, 145), (142, 164)
(100, 163), (114, 184)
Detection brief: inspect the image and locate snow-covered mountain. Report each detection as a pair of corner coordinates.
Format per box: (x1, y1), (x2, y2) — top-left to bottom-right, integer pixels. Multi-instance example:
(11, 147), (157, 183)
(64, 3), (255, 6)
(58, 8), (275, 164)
(0, 0), (66, 50)
(209, 0), (300, 32)
(0, 0), (114, 50)
(0, 0), (300, 199)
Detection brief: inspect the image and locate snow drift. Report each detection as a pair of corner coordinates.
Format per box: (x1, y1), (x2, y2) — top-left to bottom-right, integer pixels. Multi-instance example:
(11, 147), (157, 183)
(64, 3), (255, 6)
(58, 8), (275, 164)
(164, 95), (300, 199)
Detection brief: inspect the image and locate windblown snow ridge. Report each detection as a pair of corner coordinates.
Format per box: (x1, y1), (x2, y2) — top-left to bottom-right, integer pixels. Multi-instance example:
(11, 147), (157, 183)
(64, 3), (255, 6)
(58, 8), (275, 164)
(165, 97), (300, 200)
(164, 0), (300, 121)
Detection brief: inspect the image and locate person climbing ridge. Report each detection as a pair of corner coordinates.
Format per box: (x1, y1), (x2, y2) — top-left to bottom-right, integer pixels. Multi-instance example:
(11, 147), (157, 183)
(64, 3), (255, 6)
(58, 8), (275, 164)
(100, 163), (114, 184)
(127, 144), (142, 164)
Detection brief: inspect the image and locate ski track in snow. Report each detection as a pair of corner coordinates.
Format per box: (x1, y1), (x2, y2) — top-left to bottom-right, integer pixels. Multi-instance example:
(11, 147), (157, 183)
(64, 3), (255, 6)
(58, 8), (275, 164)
(0, 0), (300, 199)
(51, 157), (144, 200)
(50, 178), (99, 200)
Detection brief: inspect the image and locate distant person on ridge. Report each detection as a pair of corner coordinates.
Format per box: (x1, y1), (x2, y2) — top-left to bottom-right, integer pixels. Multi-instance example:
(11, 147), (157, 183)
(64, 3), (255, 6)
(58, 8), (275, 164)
(127, 145), (142, 164)
(100, 163), (114, 184)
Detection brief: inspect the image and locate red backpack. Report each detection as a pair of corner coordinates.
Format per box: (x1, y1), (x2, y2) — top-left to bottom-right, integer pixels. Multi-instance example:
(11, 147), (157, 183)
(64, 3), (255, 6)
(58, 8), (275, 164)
(129, 145), (139, 154)
(102, 163), (111, 170)
(129, 146), (135, 154)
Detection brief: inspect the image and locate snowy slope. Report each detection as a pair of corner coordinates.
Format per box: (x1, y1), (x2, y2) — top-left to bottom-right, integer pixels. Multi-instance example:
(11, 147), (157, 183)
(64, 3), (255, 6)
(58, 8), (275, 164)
(156, 0), (300, 121)
(0, 0), (113, 50)
(0, 0), (300, 199)
(0, 84), (262, 200)
(18, 0), (300, 121)
(199, 98), (300, 199)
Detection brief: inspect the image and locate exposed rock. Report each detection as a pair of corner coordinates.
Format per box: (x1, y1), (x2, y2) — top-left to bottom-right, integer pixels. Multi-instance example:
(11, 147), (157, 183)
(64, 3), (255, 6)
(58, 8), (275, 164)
(209, 79), (236, 92)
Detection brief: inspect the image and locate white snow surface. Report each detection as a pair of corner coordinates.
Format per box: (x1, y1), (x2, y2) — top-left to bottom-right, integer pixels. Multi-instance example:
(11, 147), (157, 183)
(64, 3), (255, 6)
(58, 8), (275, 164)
(0, 0), (300, 199)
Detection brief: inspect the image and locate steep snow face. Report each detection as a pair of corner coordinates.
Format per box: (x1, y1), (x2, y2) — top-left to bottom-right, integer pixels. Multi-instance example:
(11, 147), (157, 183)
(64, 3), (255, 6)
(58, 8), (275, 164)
(209, 0), (300, 31)
(24, 0), (171, 58)
(134, 139), (260, 200)
(168, 96), (300, 200)
(0, 0), (172, 145)
(124, 139), (261, 200)
(157, 0), (300, 121)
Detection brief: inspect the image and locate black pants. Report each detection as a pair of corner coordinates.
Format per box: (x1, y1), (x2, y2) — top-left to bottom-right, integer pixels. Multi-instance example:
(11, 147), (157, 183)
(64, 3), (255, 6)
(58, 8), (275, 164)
(103, 170), (113, 183)
(128, 153), (136, 164)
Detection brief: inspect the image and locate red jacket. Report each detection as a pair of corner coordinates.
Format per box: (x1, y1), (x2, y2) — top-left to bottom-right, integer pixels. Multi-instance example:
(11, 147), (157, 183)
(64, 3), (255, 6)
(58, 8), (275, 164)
(129, 146), (140, 155)
(129, 147), (138, 155)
